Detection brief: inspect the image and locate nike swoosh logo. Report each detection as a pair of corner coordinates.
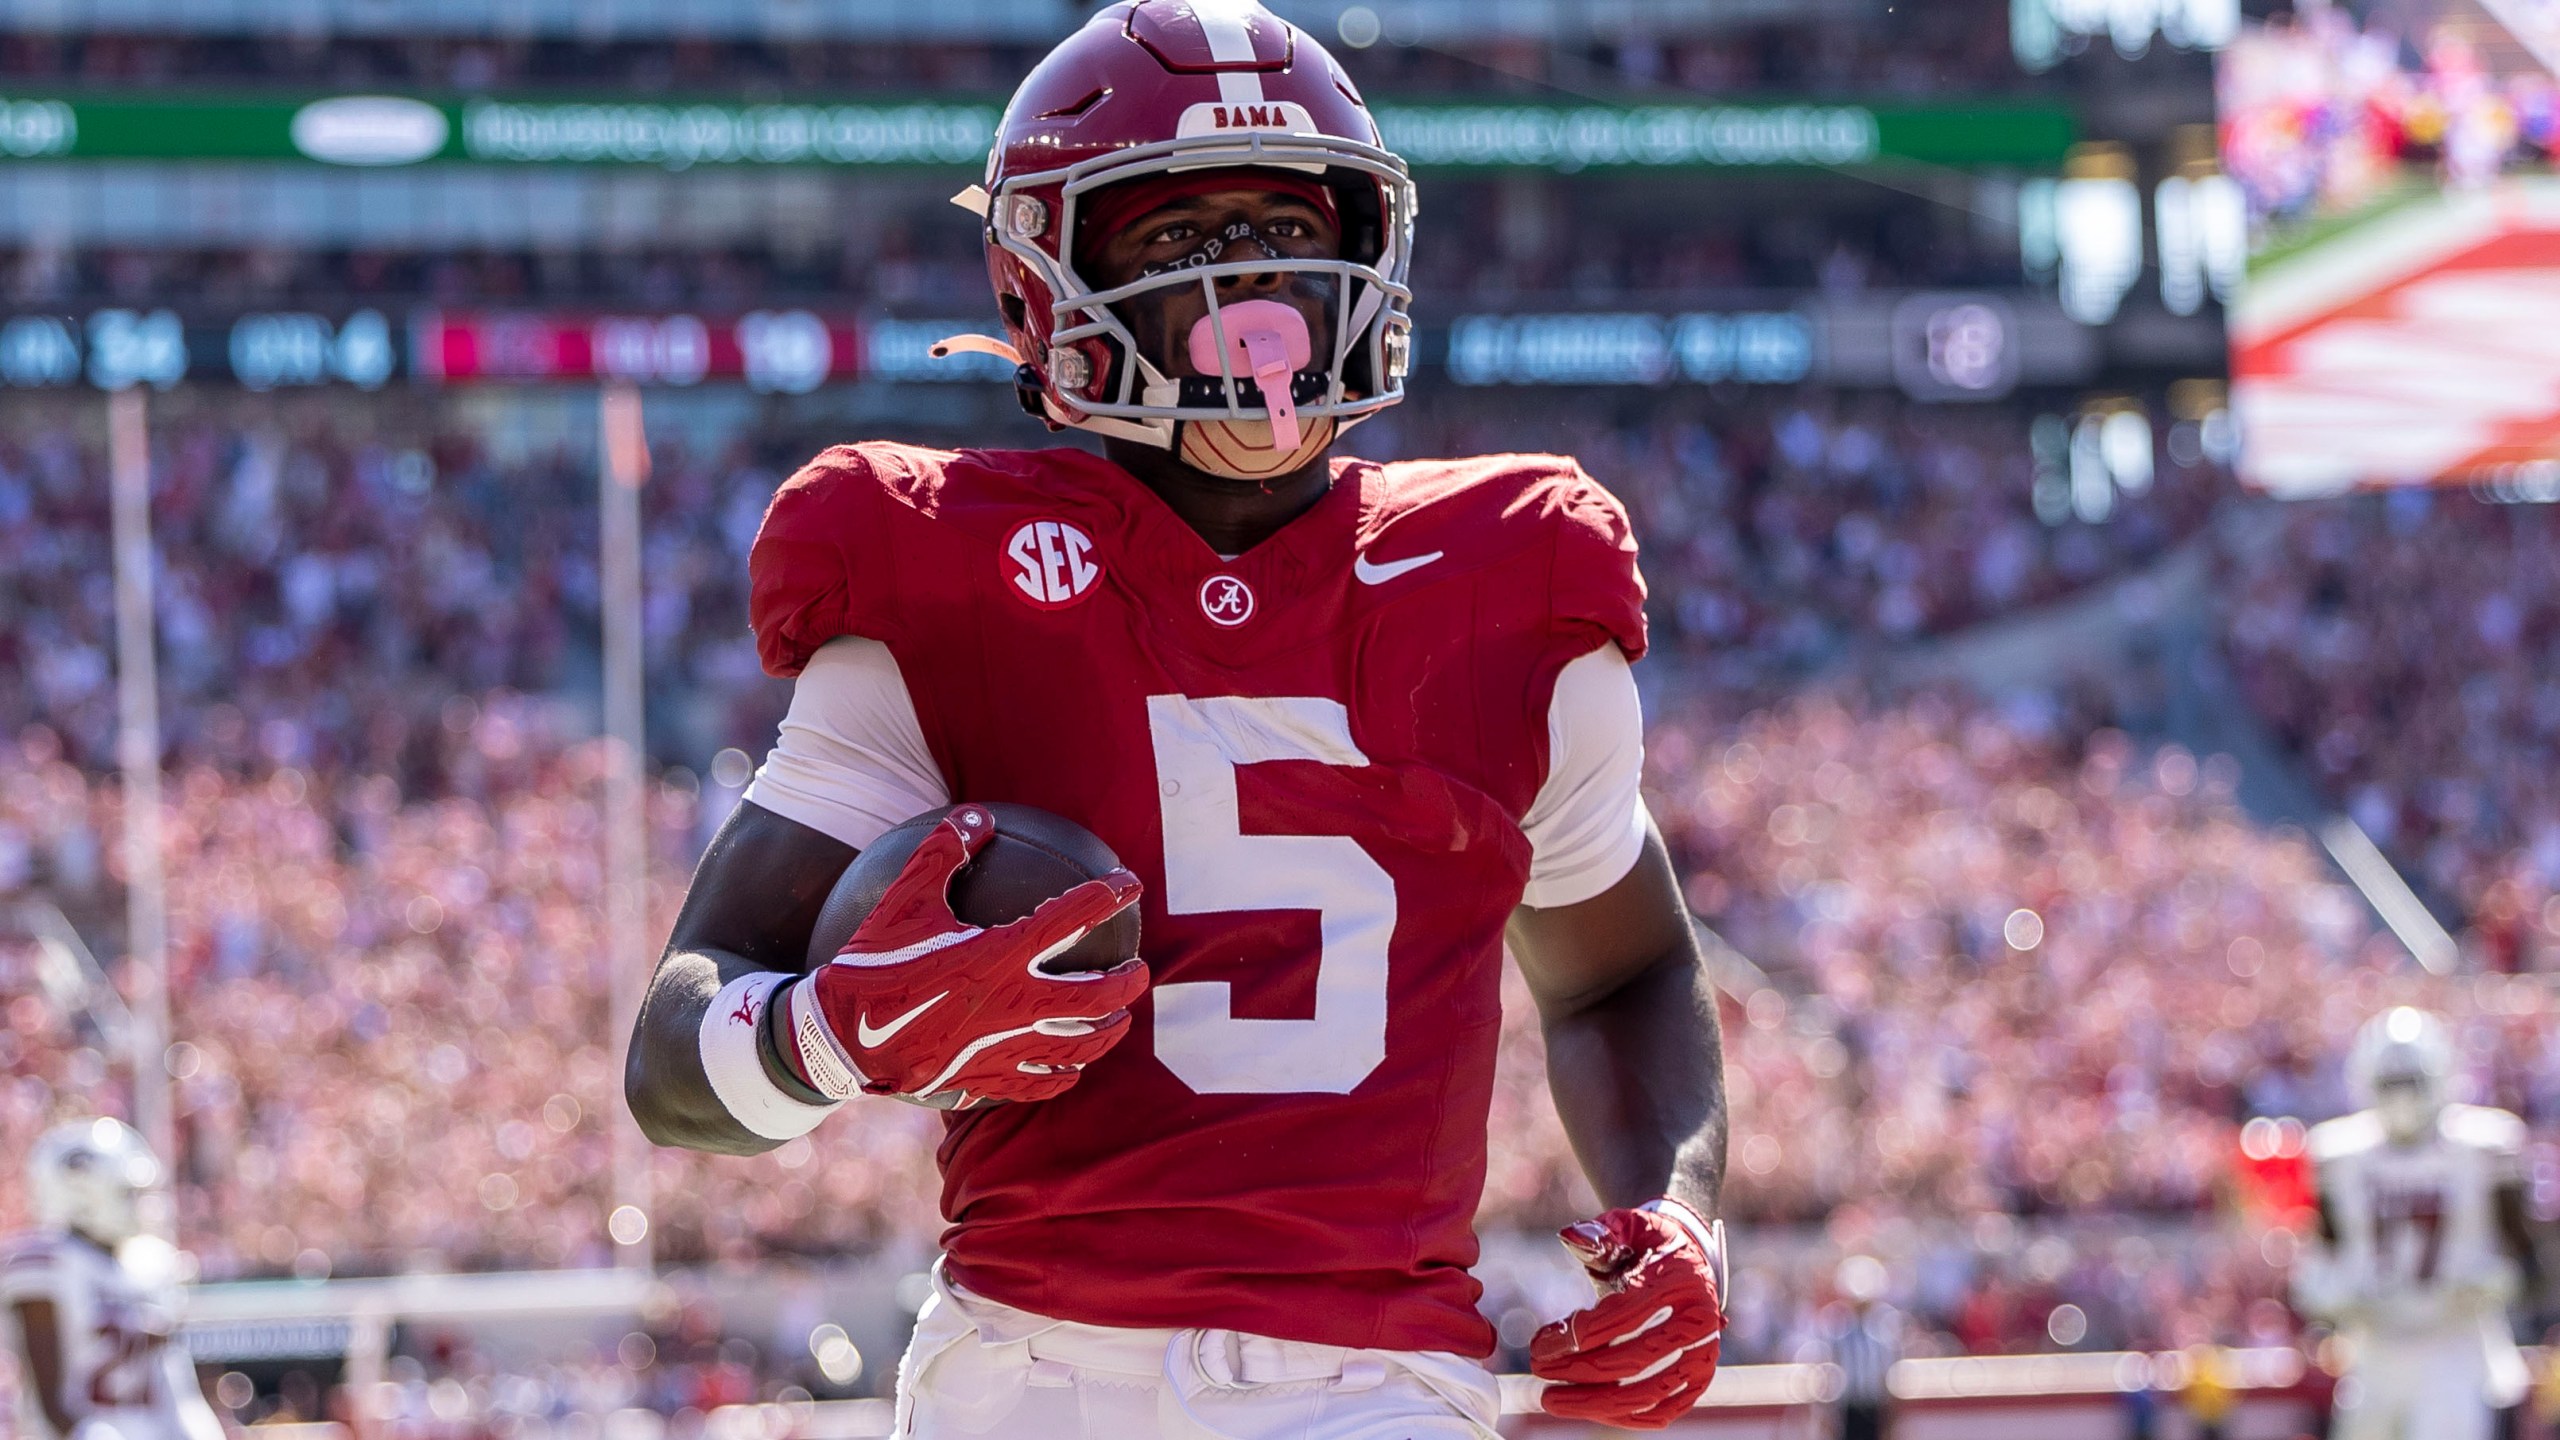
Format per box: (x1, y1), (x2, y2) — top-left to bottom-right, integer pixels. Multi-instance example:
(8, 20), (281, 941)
(1354, 549), (1444, 585)
(855, 992), (947, 1049)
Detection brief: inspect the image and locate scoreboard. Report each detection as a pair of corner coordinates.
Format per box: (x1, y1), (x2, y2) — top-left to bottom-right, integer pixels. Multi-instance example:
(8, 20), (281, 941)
(1, 296), (2102, 402)
(0, 305), (880, 392)
(412, 309), (865, 392)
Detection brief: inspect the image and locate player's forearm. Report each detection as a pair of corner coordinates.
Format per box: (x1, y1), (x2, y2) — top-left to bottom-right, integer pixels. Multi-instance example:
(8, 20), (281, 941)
(1540, 939), (1728, 1218)
(2497, 1183), (2549, 1306)
(625, 801), (858, 1155)
(11, 1300), (78, 1437)
(627, 947), (802, 1155)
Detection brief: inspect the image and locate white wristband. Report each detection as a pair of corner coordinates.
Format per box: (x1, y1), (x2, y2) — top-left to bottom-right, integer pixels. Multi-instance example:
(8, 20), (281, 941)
(699, 973), (841, 1141)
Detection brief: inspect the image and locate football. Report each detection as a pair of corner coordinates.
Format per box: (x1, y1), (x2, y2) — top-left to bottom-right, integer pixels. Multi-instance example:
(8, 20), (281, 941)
(803, 802), (1144, 974)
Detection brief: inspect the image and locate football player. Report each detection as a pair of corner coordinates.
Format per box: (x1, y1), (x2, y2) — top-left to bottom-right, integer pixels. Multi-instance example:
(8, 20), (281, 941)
(2, 1119), (222, 1440)
(626, 3), (1729, 1435)
(2294, 1008), (2550, 1440)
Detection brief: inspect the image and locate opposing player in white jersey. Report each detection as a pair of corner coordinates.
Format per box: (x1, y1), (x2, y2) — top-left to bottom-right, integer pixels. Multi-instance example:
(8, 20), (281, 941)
(2294, 1008), (2550, 1440)
(1, 1120), (220, 1440)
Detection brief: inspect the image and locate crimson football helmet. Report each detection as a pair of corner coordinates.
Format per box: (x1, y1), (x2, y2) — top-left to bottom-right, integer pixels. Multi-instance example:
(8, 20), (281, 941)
(958, 0), (1417, 454)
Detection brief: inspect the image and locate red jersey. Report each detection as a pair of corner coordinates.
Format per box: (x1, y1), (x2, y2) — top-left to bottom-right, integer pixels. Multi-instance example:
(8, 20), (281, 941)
(749, 441), (1645, 1355)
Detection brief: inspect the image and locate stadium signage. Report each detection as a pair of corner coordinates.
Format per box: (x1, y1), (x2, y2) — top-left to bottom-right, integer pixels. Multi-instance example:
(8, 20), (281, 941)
(0, 306), (863, 389)
(2, 94), (2076, 171)
(0, 97), (75, 156)
(0, 300), (2075, 393)
(863, 320), (1017, 383)
(183, 1318), (355, 1364)
(0, 309), (391, 391)
(231, 310), (398, 390)
(1444, 311), (1817, 386)
(413, 309), (861, 392)
(292, 96), (449, 166)
(1381, 105), (1877, 169)
(459, 100), (998, 168)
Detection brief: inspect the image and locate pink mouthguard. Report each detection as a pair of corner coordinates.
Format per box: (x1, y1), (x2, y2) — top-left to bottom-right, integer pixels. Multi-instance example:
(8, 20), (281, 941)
(1188, 300), (1312, 451)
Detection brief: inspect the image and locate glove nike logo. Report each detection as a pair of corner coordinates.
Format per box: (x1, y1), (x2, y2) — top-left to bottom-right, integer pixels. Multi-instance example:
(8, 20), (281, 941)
(855, 992), (948, 1049)
(1354, 549), (1443, 585)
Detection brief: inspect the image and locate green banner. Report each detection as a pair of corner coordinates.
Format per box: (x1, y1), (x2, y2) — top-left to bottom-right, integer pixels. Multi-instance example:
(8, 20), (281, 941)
(1377, 102), (2075, 170)
(0, 91), (2075, 171)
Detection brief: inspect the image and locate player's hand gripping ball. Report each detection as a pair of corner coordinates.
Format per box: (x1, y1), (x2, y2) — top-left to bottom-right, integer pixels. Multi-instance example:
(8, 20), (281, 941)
(783, 803), (1147, 1110)
(1531, 1198), (1727, 1429)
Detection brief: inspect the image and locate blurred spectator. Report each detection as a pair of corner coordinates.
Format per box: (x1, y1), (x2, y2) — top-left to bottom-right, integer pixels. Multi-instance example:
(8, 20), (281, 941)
(1813, 1254), (1902, 1440)
(1386, 392), (2214, 679)
(2222, 492), (2560, 966)
(2179, 1341), (2239, 1440)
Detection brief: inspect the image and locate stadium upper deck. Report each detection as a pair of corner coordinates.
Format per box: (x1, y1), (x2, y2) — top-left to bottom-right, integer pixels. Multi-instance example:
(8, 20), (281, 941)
(0, 0), (2102, 99)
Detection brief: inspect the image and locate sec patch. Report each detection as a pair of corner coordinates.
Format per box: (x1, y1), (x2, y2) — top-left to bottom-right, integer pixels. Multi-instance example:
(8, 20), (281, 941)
(1004, 518), (1102, 609)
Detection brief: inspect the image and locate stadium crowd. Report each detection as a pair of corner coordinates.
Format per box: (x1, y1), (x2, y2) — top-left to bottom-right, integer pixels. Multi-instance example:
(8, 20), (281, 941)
(2222, 492), (2560, 971)
(0, 704), (940, 1278)
(2220, 1), (2560, 230)
(0, 397), (793, 790)
(0, 3), (2028, 100)
(1393, 392), (2212, 681)
(2, 193), (2007, 319)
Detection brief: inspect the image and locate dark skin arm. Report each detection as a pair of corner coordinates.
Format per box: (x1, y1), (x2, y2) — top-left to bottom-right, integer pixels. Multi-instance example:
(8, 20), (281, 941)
(1506, 817), (1728, 1219)
(624, 800), (855, 1155)
(2498, 1182), (2548, 1308)
(11, 1298), (78, 1437)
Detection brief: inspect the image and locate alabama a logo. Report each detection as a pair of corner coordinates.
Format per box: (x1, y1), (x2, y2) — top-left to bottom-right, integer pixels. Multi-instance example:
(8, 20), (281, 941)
(1198, 574), (1256, 628)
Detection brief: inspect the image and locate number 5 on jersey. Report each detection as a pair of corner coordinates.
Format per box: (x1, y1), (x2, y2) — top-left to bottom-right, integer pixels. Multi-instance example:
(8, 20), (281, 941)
(1146, 694), (1395, 1095)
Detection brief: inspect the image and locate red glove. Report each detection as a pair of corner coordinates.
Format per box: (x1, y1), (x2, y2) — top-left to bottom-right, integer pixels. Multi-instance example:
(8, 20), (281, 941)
(780, 804), (1147, 1109)
(1531, 1198), (1726, 1430)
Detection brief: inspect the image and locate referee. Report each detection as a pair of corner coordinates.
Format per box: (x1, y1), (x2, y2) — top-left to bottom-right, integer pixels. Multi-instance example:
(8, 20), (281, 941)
(1819, 1255), (1904, 1440)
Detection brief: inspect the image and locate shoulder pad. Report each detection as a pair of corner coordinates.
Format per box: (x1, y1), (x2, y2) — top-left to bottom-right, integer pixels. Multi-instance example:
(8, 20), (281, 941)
(2442, 1104), (2527, 1155)
(0, 1233), (63, 1299)
(749, 442), (949, 679)
(2308, 1111), (2386, 1164)
(1363, 452), (1646, 661)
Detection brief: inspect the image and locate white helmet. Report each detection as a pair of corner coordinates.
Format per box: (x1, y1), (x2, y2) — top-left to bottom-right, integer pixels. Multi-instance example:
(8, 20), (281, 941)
(28, 1118), (161, 1245)
(2347, 1007), (2454, 1143)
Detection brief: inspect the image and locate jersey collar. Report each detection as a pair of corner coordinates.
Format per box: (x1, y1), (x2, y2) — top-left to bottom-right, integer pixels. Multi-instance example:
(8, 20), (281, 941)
(1087, 452), (1377, 661)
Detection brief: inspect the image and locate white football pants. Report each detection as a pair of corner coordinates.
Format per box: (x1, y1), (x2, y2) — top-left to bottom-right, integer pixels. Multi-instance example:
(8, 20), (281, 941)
(2330, 1325), (2516, 1440)
(892, 1266), (1504, 1440)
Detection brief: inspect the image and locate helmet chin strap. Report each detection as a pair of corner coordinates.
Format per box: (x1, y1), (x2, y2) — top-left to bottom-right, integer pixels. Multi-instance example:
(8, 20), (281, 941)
(1177, 413), (1337, 481)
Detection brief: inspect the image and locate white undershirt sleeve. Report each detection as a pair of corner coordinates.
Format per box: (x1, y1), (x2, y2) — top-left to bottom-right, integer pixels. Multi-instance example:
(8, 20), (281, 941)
(1519, 642), (1651, 909)
(742, 636), (952, 851)
(750, 635), (1641, 908)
